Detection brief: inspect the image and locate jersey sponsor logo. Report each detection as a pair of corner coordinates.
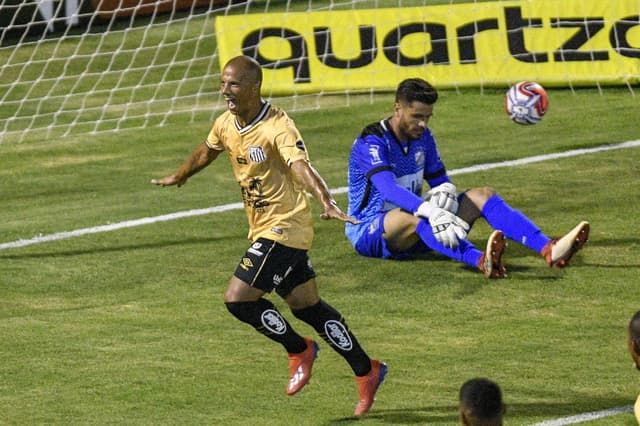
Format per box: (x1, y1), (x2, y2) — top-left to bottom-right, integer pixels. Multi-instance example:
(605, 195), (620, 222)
(396, 172), (424, 195)
(241, 178), (270, 211)
(239, 257), (254, 271)
(368, 144), (382, 165)
(270, 227), (283, 235)
(249, 146), (267, 163)
(261, 309), (287, 335)
(324, 320), (353, 351)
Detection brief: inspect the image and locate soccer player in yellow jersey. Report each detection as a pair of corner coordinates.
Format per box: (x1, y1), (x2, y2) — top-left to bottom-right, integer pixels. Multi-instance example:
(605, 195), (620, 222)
(152, 55), (386, 416)
(628, 311), (640, 424)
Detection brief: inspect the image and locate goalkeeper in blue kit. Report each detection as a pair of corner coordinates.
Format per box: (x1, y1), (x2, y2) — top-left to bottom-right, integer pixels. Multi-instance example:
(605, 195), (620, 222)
(345, 78), (589, 278)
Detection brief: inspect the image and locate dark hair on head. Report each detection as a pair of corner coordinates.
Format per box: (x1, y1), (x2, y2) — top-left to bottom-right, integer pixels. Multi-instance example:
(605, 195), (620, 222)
(395, 78), (438, 105)
(459, 378), (503, 421)
(630, 311), (640, 340)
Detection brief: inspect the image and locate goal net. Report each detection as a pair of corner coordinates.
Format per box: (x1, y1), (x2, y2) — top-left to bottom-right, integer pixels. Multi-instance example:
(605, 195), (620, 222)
(1, 0), (638, 144)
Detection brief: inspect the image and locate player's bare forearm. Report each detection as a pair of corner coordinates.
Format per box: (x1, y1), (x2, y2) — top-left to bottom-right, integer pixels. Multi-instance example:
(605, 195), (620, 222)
(291, 160), (333, 207)
(152, 141), (220, 187)
(290, 160), (359, 224)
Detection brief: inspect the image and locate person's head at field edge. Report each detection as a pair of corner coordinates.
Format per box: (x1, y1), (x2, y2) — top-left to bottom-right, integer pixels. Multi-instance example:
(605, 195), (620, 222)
(628, 311), (640, 370)
(391, 78), (438, 142)
(459, 378), (505, 426)
(220, 55), (263, 123)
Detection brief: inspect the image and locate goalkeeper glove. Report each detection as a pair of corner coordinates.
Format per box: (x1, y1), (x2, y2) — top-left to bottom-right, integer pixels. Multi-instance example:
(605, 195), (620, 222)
(423, 182), (458, 214)
(415, 201), (469, 249)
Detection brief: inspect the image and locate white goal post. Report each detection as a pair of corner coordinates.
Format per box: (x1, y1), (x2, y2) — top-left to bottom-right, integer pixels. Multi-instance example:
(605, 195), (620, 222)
(1, 0), (638, 144)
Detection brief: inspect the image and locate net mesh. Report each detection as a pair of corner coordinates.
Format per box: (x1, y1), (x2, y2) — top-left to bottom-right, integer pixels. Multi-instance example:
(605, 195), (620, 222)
(0, 0), (637, 144)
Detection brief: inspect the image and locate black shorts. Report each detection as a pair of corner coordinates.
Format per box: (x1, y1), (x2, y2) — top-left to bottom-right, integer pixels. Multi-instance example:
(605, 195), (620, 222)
(233, 238), (316, 298)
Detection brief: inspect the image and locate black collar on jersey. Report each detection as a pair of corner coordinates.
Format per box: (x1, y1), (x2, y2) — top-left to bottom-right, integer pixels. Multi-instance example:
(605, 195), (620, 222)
(234, 100), (271, 135)
(381, 118), (411, 155)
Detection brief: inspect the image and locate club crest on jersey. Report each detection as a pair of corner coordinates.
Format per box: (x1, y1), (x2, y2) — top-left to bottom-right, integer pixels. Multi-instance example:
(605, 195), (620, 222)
(324, 320), (353, 351)
(249, 146), (266, 163)
(415, 149), (425, 166)
(261, 309), (287, 335)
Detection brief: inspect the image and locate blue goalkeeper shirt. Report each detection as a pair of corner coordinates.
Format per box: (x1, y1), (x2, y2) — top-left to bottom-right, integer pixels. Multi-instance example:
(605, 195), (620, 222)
(345, 118), (450, 246)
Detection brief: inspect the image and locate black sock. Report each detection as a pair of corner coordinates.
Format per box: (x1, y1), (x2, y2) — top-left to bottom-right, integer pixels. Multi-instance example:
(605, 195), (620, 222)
(292, 299), (371, 376)
(225, 299), (307, 353)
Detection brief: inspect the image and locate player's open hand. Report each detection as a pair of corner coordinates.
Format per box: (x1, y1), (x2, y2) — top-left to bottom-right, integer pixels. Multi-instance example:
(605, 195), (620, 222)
(150, 174), (187, 187)
(320, 201), (360, 224)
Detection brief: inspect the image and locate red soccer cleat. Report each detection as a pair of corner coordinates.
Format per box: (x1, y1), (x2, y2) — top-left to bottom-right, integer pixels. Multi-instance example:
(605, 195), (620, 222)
(354, 360), (388, 416)
(542, 221), (590, 268)
(286, 338), (319, 396)
(478, 230), (507, 279)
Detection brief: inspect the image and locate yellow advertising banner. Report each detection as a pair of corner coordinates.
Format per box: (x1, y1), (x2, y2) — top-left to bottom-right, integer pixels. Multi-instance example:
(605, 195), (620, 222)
(215, 0), (640, 94)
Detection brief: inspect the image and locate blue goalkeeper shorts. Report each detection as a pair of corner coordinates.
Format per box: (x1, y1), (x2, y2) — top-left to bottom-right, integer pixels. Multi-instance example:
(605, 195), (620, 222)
(354, 211), (429, 260)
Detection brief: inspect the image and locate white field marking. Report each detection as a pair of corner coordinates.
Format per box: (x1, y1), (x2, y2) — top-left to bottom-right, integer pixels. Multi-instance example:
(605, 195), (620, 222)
(1, 139), (639, 251)
(528, 405), (634, 426)
(0, 202), (241, 250)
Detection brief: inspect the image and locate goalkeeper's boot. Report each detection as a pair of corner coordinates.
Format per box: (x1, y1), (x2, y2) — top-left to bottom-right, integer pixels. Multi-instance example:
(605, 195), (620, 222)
(354, 360), (388, 416)
(478, 230), (507, 279)
(542, 221), (590, 268)
(287, 338), (319, 396)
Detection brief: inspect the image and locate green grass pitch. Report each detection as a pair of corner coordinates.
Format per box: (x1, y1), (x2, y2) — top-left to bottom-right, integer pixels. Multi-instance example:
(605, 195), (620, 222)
(1, 87), (640, 425)
(1, 0), (640, 422)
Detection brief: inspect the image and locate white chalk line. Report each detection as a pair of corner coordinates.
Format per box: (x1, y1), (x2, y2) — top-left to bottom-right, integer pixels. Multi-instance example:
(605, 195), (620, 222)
(1, 139), (638, 252)
(2, 139), (639, 425)
(528, 405), (634, 425)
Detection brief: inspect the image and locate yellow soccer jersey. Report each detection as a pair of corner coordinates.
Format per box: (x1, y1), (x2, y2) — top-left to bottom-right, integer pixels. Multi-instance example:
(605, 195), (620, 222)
(206, 101), (314, 250)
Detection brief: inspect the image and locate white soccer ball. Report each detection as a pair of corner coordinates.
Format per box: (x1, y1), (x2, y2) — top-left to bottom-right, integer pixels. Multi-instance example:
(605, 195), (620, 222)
(505, 81), (549, 125)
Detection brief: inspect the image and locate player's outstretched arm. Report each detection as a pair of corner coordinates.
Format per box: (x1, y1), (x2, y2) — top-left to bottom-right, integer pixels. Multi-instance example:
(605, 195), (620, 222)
(290, 160), (360, 224)
(151, 141), (221, 187)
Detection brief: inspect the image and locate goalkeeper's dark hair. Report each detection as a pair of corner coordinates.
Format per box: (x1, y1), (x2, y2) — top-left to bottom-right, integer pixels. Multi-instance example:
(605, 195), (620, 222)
(395, 78), (438, 105)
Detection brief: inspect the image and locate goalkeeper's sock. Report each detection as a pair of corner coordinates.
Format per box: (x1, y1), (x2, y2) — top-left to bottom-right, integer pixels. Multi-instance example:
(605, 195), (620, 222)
(225, 299), (307, 353)
(482, 194), (551, 252)
(292, 300), (371, 376)
(415, 219), (482, 267)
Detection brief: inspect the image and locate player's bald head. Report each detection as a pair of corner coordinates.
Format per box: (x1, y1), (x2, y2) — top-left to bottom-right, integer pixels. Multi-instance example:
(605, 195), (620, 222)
(224, 55), (263, 85)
